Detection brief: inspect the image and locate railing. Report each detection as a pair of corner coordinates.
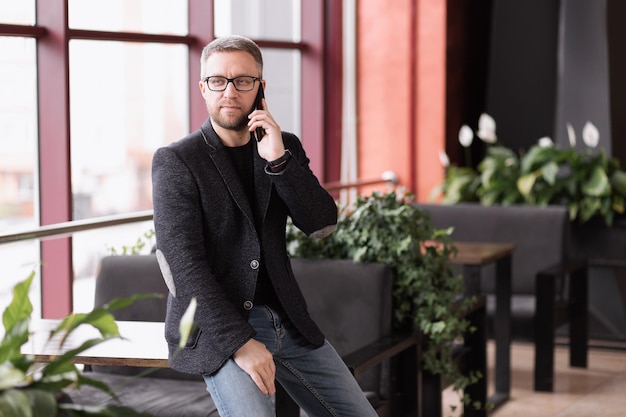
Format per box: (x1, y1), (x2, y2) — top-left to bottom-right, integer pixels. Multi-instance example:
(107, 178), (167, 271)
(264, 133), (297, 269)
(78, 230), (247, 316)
(0, 173), (398, 245)
(0, 211), (154, 245)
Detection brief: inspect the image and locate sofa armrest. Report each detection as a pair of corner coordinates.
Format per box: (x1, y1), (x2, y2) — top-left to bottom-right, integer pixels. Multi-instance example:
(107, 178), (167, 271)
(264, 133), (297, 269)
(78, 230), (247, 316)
(342, 332), (420, 378)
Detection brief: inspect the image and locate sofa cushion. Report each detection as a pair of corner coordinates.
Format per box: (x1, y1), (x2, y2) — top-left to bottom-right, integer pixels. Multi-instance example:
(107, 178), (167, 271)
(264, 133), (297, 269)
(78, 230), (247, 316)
(414, 203), (571, 341)
(415, 203), (570, 295)
(290, 257), (393, 394)
(90, 254), (197, 381)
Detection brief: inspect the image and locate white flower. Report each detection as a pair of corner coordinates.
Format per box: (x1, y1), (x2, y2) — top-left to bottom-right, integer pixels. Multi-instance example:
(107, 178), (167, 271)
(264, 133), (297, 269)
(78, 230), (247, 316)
(582, 121), (599, 148)
(566, 122), (576, 148)
(476, 113), (497, 144)
(438, 150), (450, 168)
(538, 137), (554, 148)
(458, 125), (474, 147)
(505, 157), (516, 167)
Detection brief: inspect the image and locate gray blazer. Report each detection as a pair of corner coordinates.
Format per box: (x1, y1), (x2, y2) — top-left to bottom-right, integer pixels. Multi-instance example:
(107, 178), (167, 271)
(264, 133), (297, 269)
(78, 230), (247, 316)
(151, 118), (337, 375)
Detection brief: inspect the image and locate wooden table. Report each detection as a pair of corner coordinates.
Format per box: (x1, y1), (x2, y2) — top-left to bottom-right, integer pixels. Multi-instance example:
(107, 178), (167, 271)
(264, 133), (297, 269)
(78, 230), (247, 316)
(452, 241), (515, 408)
(22, 319), (169, 368)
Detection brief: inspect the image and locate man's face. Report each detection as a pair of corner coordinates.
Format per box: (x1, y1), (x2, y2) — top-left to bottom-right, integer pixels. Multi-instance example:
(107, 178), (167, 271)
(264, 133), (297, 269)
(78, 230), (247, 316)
(199, 51), (261, 132)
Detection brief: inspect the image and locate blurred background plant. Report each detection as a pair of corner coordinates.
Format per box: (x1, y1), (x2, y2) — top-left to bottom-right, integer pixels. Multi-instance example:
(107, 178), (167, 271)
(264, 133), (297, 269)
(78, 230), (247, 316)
(431, 113), (626, 226)
(286, 191), (488, 410)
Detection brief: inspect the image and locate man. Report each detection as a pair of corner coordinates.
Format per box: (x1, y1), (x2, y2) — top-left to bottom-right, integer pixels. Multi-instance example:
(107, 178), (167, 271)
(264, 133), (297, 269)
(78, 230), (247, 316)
(151, 35), (377, 417)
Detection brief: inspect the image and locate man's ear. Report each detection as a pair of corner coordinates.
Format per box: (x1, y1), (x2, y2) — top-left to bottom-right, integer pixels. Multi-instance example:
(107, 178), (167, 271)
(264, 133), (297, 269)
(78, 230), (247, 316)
(199, 80), (207, 98)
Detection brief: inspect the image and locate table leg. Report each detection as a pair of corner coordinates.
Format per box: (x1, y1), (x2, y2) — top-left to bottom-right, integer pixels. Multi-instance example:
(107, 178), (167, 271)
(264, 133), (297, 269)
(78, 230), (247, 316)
(463, 259), (511, 408)
(493, 255), (511, 405)
(569, 264), (588, 368)
(463, 265), (482, 295)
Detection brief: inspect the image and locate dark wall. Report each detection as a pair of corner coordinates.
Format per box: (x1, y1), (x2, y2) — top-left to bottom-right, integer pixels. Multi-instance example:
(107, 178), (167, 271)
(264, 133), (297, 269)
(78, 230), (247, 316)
(554, 0), (611, 152)
(445, 0), (492, 167)
(484, 0), (561, 153)
(607, 0), (626, 164)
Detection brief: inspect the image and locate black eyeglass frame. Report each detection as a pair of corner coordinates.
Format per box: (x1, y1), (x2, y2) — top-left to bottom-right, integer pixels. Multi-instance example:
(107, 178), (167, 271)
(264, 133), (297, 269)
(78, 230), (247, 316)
(203, 76), (261, 92)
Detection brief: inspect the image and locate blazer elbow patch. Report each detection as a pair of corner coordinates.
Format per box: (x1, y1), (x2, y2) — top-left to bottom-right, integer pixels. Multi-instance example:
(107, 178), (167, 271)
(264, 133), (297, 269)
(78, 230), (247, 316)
(156, 249), (177, 297)
(309, 224), (337, 239)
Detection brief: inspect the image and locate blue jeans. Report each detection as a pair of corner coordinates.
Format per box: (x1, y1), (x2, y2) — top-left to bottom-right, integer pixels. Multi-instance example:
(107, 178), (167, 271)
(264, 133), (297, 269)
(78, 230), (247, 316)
(203, 305), (378, 417)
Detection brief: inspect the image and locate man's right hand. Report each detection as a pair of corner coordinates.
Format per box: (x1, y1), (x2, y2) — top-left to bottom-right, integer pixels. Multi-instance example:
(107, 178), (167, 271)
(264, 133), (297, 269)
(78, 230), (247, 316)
(233, 338), (276, 395)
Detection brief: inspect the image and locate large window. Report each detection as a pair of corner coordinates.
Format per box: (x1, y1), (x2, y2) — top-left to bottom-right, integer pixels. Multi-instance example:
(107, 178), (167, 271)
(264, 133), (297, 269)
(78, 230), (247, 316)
(0, 0), (322, 316)
(0, 35), (40, 316)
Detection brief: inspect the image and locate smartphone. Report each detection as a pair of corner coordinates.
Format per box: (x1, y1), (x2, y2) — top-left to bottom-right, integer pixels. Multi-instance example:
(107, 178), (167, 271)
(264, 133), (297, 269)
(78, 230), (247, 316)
(254, 84), (265, 142)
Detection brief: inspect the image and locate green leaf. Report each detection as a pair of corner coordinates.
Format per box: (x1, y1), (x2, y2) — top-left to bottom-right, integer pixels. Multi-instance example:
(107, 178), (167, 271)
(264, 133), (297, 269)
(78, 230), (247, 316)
(581, 166), (611, 197)
(0, 363), (27, 390)
(2, 272), (34, 332)
(611, 170), (626, 196)
(541, 161), (559, 185)
(102, 293), (163, 312)
(0, 318), (31, 363)
(21, 389), (57, 417)
(41, 338), (108, 378)
(517, 173), (538, 197)
(0, 389), (34, 417)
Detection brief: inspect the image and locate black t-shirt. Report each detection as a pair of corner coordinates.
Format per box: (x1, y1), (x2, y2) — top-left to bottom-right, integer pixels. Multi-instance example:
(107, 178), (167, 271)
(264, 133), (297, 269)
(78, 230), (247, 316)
(225, 141), (281, 309)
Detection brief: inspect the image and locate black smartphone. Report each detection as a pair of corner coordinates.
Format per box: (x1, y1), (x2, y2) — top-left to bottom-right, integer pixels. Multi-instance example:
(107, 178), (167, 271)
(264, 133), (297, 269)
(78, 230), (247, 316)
(254, 84), (265, 142)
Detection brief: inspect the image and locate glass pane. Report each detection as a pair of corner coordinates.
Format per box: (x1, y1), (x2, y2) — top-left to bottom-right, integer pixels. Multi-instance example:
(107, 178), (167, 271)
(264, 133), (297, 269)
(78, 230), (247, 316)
(69, 40), (188, 311)
(261, 48), (301, 137)
(0, 36), (41, 316)
(68, 0), (187, 35)
(0, 0), (36, 25)
(214, 0), (301, 41)
(73, 222), (155, 313)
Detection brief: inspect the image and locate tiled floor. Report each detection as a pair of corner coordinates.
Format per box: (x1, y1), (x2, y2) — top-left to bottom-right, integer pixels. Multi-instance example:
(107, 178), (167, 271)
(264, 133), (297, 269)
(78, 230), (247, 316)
(442, 341), (626, 417)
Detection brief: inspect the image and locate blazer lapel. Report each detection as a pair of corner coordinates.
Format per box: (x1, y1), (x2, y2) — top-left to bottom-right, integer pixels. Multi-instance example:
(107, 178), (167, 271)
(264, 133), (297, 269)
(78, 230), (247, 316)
(253, 141), (272, 222)
(200, 121), (255, 226)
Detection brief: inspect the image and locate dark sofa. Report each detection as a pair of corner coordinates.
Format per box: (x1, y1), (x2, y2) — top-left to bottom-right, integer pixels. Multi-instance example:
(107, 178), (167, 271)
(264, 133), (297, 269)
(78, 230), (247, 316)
(414, 202), (588, 391)
(70, 255), (419, 417)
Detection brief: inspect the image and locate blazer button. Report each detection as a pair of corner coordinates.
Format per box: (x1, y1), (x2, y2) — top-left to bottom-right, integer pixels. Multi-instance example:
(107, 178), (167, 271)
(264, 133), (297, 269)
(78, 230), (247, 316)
(243, 300), (254, 310)
(250, 259), (259, 269)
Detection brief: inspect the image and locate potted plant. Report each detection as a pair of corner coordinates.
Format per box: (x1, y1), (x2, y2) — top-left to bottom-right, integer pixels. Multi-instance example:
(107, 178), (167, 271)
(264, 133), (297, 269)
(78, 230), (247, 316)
(432, 113), (626, 343)
(286, 190), (487, 411)
(0, 271), (198, 417)
(432, 113), (626, 226)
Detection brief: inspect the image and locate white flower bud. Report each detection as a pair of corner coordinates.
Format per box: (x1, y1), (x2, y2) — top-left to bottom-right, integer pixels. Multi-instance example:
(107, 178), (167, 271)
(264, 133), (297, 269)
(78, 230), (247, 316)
(538, 137), (554, 148)
(438, 150), (450, 168)
(458, 125), (474, 147)
(566, 122), (576, 148)
(582, 121), (599, 148)
(477, 113), (497, 143)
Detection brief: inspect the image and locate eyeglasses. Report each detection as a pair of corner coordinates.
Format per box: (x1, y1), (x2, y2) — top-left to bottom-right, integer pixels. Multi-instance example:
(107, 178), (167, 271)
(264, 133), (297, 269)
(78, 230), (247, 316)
(203, 76), (260, 92)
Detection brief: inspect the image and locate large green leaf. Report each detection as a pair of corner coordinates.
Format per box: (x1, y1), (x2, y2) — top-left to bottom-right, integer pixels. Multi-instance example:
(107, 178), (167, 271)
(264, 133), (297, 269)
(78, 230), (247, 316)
(22, 389), (57, 417)
(0, 318), (31, 363)
(41, 338), (107, 378)
(0, 363), (27, 390)
(517, 172), (538, 197)
(2, 272), (34, 332)
(540, 161), (559, 185)
(0, 388), (57, 417)
(611, 170), (626, 196)
(581, 166), (611, 197)
(53, 293), (160, 345)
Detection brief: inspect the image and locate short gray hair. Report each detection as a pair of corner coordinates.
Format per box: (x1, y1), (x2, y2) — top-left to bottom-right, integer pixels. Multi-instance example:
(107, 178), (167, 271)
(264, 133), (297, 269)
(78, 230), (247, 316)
(200, 35), (263, 80)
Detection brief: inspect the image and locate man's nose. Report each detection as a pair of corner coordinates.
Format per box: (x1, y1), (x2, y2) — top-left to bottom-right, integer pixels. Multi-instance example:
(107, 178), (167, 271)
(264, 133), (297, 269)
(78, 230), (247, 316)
(223, 81), (239, 96)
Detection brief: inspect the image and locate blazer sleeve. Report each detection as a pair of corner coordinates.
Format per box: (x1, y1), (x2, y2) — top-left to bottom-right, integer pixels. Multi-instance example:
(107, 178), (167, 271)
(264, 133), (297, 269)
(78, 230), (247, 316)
(268, 133), (338, 238)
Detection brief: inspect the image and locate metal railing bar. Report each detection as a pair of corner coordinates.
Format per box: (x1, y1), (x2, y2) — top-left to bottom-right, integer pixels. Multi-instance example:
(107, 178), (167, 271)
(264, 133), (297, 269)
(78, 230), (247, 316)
(0, 210), (154, 245)
(0, 172), (399, 245)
